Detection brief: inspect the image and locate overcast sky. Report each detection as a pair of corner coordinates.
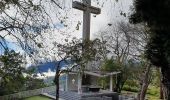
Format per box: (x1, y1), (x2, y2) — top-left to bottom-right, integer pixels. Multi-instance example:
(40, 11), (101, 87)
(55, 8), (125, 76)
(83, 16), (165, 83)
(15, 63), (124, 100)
(5, 0), (133, 45)
(1, 0), (135, 76)
(38, 0), (134, 74)
(59, 0), (133, 39)
(2, 0), (134, 64)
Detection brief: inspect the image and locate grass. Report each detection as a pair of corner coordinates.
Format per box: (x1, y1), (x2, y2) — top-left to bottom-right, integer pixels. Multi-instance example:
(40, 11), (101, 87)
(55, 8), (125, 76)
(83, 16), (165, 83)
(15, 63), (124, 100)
(147, 86), (159, 96)
(146, 86), (161, 100)
(122, 90), (161, 100)
(146, 95), (161, 100)
(23, 95), (52, 100)
(122, 85), (161, 100)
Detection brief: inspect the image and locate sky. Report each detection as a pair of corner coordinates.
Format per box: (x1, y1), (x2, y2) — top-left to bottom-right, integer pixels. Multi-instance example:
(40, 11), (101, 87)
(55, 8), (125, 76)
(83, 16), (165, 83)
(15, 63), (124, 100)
(2, 0), (133, 64)
(0, 0), (134, 77)
(34, 0), (133, 49)
(58, 0), (133, 39)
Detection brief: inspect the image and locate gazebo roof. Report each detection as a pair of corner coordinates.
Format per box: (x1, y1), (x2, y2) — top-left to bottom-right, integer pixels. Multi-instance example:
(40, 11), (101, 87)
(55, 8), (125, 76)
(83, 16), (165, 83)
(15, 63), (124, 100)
(69, 70), (121, 77)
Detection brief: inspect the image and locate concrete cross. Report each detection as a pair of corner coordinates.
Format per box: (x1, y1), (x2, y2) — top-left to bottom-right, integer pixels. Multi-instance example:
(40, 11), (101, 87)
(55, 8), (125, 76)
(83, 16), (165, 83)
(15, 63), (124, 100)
(72, 0), (101, 94)
(73, 0), (101, 41)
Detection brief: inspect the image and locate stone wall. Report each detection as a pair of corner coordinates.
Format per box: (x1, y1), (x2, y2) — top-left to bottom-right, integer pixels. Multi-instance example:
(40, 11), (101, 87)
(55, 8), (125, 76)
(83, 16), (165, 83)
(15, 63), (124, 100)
(0, 86), (56, 100)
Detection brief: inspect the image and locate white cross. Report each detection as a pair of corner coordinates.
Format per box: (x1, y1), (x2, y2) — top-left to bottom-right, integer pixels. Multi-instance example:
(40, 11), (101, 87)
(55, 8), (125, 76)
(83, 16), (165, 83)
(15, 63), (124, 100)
(73, 0), (101, 41)
(72, 0), (101, 94)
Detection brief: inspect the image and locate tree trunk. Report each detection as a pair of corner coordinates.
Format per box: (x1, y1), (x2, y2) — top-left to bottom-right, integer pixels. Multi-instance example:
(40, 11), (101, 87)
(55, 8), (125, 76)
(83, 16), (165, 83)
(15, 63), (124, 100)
(161, 67), (170, 100)
(159, 68), (164, 99)
(137, 64), (151, 100)
(54, 61), (63, 100)
(160, 82), (164, 99)
(56, 74), (59, 100)
(54, 66), (60, 100)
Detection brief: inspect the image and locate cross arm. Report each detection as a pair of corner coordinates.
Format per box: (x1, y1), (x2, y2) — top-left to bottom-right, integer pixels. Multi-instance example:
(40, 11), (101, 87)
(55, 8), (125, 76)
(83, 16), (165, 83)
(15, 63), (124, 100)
(72, 1), (101, 14)
(72, 1), (86, 11)
(89, 6), (101, 14)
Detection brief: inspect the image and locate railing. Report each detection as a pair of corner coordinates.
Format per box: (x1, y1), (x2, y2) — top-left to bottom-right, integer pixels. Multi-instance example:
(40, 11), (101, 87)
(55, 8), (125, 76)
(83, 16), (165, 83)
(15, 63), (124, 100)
(0, 86), (56, 100)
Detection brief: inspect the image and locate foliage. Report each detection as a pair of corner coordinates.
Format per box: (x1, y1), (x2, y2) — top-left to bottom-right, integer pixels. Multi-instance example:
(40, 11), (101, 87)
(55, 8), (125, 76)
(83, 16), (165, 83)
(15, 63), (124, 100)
(122, 86), (160, 100)
(101, 58), (121, 72)
(114, 59), (140, 93)
(147, 86), (159, 96)
(150, 68), (161, 87)
(96, 21), (149, 93)
(57, 38), (106, 71)
(125, 80), (138, 88)
(130, 0), (170, 68)
(122, 85), (138, 92)
(122, 63), (160, 100)
(99, 58), (120, 89)
(99, 57), (141, 93)
(0, 0), (66, 54)
(51, 38), (107, 99)
(130, 0), (170, 99)
(0, 50), (25, 95)
(25, 77), (46, 90)
(0, 50), (46, 95)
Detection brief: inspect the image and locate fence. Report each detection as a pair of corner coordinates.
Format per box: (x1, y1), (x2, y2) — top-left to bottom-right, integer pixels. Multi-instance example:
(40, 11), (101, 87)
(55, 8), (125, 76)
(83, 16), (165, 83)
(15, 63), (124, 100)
(0, 86), (56, 100)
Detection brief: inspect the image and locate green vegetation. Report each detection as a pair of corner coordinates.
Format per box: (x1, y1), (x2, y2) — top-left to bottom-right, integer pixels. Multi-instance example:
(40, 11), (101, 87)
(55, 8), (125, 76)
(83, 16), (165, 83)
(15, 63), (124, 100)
(147, 86), (160, 98)
(130, 0), (170, 99)
(122, 85), (160, 100)
(99, 58), (142, 93)
(121, 68), (161, 100)
(0, 0), (167, 99)
(122, 85), (138, 93)
(97, 52), (159, 99)
(0, 50), (46, 96)
(23, 95), (52, 100)
(0, 50), (26, 95)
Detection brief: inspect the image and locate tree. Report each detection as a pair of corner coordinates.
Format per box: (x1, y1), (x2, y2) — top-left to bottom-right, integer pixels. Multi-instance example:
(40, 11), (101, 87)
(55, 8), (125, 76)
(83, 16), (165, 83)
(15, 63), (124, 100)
(0, 50), (25, 95)
(137, 61), (152, 100)
(100, 58), (121, 91)
(53, 60), (68, 100)
(34, 37), (105, 100)
(0, 50), (46, 95)
(97, 21), (149, 93)
(0, 0), (68, 54)
(0, 0), (123, 53)
(130, 0), (170, 99)
(25, 77), (46, 90)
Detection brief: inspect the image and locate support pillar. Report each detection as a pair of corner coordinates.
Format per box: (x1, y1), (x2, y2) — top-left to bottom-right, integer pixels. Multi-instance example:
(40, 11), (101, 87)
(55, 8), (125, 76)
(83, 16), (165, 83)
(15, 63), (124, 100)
(78, 73), (82, 94)
(110, 75), (113, 91)
(65, 73), (68, 91)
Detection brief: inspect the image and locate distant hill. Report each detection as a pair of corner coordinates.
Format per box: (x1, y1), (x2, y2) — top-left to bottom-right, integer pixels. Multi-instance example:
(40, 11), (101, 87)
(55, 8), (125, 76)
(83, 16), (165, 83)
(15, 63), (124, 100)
(29, 60), (73, 73)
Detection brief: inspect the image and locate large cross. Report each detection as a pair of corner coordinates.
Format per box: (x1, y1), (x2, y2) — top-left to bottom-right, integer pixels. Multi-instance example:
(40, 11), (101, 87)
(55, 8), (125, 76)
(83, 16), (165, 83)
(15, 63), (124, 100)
(73, 0), (101, 41)
(72, 0), (101, 94)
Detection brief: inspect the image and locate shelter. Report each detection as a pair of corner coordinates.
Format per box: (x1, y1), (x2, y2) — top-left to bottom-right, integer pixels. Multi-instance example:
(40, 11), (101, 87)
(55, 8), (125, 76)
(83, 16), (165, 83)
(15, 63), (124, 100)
(60, 70), (121, 93)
